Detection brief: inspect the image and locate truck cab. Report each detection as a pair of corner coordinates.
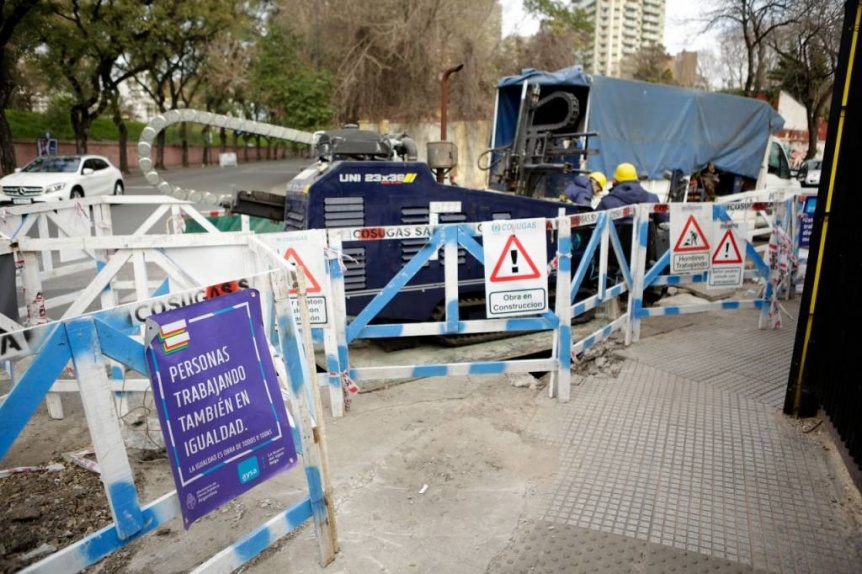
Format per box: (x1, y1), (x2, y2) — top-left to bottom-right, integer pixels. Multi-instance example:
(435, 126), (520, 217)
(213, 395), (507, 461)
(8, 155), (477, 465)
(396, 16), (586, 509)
(762, 138), (799, 188)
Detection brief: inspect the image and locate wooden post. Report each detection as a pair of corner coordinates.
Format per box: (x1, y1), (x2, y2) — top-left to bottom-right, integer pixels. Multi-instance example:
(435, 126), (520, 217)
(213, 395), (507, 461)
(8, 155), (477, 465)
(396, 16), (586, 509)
(66, 317), (144, 540)
(271, 268), (338, 565)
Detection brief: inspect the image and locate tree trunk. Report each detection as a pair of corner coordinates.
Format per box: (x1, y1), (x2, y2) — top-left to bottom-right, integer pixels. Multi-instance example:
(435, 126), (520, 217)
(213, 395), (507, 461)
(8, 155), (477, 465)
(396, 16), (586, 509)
(108, 92), (130, 174)
(256, 135), (262, 161)
(156, 130), (166, 170)
(71, 106), (90, 154)
(202, 125), (210, 166)
(743, 25), (756, 97)
(805, 112), (819, 160)
(117, 119), (129, 174)
(753, 41), (769, 95)
(180, 121), (189, 167)
(806, 96), (827, 161)
(0, 109), (16, 175)
(0, 49), (18, 174)
(220, 127), (227, 153)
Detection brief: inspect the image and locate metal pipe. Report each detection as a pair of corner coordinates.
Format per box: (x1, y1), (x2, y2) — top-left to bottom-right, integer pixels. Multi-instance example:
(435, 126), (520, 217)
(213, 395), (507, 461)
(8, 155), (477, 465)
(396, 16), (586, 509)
(440, 63), (464, 141)
(438, 64), (463, 183)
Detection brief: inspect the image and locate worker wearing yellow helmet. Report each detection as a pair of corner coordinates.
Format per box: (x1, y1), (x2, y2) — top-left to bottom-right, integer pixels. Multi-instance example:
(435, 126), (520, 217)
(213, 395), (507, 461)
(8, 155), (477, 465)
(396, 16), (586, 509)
(612, 163), (639, 184)
(560, 171), (607, 206)
(588, 171), (607, 194)
(597, 162), (668, 222)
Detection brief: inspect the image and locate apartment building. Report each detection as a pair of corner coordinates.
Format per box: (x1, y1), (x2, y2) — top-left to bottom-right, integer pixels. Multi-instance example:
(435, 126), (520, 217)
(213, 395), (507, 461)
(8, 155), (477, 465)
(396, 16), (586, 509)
(572, 0), (666, 77)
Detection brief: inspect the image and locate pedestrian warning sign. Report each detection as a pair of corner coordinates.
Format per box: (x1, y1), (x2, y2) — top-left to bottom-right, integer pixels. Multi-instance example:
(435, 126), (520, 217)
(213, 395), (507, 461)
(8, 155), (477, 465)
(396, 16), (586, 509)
(670, 204), (713, 274)
(482, 218), (548, 317)
(674, 216), (710, 252)
(488, 235), (542, 282)
(708, 221), (748, 289)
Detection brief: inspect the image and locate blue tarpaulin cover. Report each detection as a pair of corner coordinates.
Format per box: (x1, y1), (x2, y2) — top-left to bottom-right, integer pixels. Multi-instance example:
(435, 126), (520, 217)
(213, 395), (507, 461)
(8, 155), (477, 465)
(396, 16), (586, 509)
(494, 67), (786, 180)
(494, 66), (591, 149)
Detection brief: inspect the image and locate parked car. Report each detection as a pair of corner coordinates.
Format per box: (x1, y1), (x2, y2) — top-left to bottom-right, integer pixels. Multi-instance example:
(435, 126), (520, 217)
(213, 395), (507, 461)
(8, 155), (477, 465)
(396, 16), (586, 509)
(796, 159), (822, 188)
(0, 155), (124, 205)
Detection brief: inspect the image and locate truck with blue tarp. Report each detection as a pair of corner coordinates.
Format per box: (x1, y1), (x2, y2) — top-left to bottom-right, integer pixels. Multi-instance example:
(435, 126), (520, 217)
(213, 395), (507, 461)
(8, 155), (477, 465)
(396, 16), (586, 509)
(489, 66), (796, 201)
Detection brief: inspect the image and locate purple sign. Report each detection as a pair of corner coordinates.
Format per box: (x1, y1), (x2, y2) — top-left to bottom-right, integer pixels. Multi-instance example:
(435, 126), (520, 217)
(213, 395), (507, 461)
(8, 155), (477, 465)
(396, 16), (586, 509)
(144, 289), (297, 528)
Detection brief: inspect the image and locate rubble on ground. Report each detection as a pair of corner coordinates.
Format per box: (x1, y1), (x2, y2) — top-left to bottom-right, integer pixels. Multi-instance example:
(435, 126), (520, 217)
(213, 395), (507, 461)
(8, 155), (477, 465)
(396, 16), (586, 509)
(572, 338), (626, 378)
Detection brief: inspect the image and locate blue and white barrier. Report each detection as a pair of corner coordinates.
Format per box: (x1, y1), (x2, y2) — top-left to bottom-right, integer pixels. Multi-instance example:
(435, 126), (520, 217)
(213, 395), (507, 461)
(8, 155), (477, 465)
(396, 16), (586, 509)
(316, 198), (795, 407)
(3, 194), (798, 419)
(0, 264), (338, 572)
(0, 194), (798, 569)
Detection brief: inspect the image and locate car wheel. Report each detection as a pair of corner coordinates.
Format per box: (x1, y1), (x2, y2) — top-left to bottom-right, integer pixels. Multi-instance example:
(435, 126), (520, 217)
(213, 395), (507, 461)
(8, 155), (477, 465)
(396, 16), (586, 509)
(113, 181), (124, 195)
(70, 188), (84, 199)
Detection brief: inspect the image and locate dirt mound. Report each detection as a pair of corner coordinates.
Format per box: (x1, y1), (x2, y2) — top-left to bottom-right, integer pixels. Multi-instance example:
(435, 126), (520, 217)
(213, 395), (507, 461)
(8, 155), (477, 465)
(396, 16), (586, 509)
(0, 465), (110, 572)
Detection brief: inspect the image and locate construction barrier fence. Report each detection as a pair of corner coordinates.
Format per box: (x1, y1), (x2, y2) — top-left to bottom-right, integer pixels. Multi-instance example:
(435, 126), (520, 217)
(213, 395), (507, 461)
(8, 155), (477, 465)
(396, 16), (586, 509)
(0, 190), (804, 571)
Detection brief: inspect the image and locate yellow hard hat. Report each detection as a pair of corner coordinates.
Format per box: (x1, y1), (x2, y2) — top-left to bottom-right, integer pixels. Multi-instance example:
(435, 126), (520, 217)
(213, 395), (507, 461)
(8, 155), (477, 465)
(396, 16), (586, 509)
(613, 163), (638, 182)
(588, 171), (607, 190)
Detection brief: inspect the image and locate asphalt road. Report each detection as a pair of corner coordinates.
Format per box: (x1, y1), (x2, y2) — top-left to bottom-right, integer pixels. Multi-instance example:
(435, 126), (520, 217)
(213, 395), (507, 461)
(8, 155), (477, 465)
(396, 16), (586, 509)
(11, 159), (310, 316)
(115, 158), (310, 234)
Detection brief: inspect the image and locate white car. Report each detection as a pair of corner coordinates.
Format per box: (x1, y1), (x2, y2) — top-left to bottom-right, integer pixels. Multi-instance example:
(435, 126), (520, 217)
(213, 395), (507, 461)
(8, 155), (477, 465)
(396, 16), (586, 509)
(796, 159), (822, 188)
(0, 154), (124, 205)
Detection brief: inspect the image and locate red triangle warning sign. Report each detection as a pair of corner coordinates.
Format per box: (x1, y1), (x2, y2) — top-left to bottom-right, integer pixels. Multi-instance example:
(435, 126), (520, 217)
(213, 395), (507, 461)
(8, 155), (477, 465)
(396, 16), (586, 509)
(712, 229), (744, 264)
(284, 248), (322, 294)
(674, 215), (710, 252)
(489, 235), (542, 282)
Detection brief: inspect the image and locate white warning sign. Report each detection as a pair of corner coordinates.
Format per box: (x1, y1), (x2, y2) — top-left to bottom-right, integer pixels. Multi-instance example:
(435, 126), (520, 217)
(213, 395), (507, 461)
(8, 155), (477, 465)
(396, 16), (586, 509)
(708, 221), (748, 289)
(670, 204), (713, 274)
(265, 230), (330, 325)
(482, 218), (548, 317)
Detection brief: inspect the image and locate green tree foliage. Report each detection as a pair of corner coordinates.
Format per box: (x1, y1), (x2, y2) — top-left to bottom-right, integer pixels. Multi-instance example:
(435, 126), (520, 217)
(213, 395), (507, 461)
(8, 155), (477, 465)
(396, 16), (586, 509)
(7, 107), (208, 144)
(622, 44), (676, 85)
(200, 1), (276, 161)
(511, 0), (592, 74)
(43, 94), (75, 134)
(1, 0), (53, 174)
(524, 0), (592, 35)
(36, 0), (150, 155)
(129, 0), (241, 167)
(250, 22), (333, 131)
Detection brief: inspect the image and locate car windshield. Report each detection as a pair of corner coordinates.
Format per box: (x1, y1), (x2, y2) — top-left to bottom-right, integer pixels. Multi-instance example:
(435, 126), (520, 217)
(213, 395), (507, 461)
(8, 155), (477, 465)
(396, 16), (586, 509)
(22, 157), (81, 173)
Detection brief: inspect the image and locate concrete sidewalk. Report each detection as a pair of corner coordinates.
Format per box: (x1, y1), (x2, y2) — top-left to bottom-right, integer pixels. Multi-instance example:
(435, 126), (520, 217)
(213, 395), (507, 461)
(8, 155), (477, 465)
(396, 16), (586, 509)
(120, 299), (860, 573)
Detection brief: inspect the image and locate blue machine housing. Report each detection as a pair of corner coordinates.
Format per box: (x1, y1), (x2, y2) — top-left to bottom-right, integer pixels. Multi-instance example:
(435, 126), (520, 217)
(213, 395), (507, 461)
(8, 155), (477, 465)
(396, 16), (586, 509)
(284, 161), (593, 322)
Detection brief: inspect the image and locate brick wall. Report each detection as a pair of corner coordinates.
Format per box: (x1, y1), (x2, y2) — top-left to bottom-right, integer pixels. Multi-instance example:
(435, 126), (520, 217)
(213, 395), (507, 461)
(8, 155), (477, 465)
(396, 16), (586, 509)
(6, 140), (293, 175)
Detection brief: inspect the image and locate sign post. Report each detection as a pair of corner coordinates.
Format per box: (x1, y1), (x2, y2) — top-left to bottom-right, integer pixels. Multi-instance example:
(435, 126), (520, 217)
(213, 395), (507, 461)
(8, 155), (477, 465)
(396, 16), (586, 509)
(144, 289), (298, 529)
(482, 218), (548, 317)
(36, 134), (58, 156)
(270, 230), (331, 326)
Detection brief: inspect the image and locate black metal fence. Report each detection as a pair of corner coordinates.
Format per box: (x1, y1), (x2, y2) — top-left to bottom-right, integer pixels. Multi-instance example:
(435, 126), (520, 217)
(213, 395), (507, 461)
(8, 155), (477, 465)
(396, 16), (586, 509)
(786, 1), (862, 476)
